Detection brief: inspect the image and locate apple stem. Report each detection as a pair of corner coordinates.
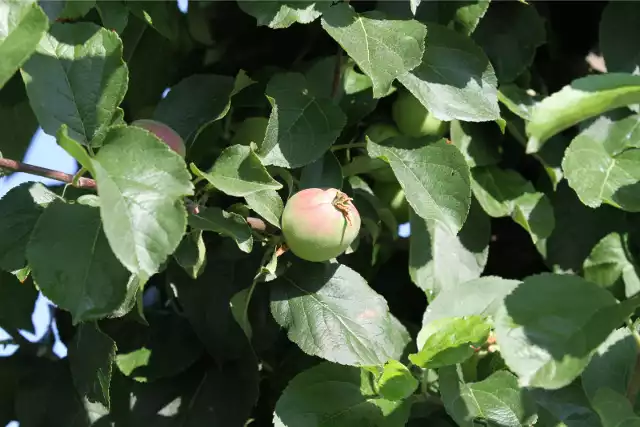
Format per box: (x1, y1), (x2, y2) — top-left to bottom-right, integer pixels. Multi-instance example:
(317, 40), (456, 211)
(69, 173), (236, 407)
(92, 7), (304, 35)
(332, 191), (354, 226)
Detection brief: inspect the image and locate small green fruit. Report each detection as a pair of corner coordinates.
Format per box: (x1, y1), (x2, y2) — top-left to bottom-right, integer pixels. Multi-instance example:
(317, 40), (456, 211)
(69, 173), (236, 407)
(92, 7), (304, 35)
(281, 188), (361, 262)
(374, 181), (409, 224)
(132, 119), (186, 157)
(392, 90), (448, 138)
(232, 117), (269, 146)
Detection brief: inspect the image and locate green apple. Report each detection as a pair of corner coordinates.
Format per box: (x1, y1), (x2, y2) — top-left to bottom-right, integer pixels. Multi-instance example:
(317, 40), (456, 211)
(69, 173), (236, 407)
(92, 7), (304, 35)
(231, 117), (269, 146)
(374, 181), (409, 224)
(392, 90), (448, 138)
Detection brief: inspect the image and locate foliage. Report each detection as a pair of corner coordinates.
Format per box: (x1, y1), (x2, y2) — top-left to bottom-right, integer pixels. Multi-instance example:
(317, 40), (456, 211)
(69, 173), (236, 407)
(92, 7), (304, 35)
(2, 0), (640, 426)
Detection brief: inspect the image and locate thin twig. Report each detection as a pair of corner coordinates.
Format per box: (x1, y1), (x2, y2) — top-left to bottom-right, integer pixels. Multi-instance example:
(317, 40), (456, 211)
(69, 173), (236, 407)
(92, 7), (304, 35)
(0, 158), (96, 189)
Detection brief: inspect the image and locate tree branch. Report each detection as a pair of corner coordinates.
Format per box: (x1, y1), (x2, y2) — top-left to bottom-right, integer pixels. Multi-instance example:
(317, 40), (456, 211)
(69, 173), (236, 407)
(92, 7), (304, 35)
(0, 158), (96, 189)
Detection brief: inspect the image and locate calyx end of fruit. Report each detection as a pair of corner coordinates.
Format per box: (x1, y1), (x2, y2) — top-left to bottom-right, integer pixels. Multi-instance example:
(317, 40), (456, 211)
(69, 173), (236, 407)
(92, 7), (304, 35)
(332, 190), (355, 226)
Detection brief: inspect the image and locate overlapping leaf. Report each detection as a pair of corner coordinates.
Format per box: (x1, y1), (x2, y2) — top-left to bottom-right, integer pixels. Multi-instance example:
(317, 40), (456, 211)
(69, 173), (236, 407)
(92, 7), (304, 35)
(188, 207), (253, 253)
(237, 0), (326, 29)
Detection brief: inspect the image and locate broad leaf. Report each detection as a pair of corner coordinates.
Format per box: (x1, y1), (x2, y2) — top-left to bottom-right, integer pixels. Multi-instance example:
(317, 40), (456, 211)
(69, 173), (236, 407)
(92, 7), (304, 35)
(299, 150), (343, 191)
(563, 115), (640, 212)
(367, 135), (470, 234)
(244, 189), (284, 229)
(409, 198), (490, 299)
(188, 207), (253, 253)
(375, 360), (419, 401)
(471, 166), (554, 243)
(419, 275), (520, 341)
(583, 232), (640, 299)
(530, 382), (602, 427)
(0, 0), (48, 89)
(27, 201), (131, 323)
(494, 273), (640, 389)
(593, 388), (640, 427)
(321, 3), (427, 98)
(537, 181), (628, 274)
(274, 362), (411, 427)
(191, 144), (282, 197)
(397, 23), (499, 122)
(0, 181), (58, 272)
(0, 271), (37, 332)
(127, 1), (179, 41)
(237, 0), (325, 29)
(439, 367), (538, 427)
(409, 316), (490, 369)
(110, 312), (204, 383)
(21, 22), (128, 145)
(68, 322), (116, 408)
(173, 230), (207, 279)
(91, 126), (194, 280)
(153, 74), (236, 143)
(96, 0), (128, 34)
(258, 72), (346, 168)
(449, 120), (501, 167)
(525, 74), (640, 153)
(0, 74), (39, 162)
(600, 1), (640, 74)
(582, 327), (637, 405)
(472, 1), (545, 83)
(270, 260), (410, 366)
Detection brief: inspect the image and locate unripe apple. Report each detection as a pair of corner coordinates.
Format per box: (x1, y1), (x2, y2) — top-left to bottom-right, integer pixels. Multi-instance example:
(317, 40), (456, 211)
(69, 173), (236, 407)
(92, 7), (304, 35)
(131, 119), (186, 157)
(392, 90), (448, 138)
(374, 181), (409, 224)
(232, 117), (269, 146)
(281, 188), (361, 262)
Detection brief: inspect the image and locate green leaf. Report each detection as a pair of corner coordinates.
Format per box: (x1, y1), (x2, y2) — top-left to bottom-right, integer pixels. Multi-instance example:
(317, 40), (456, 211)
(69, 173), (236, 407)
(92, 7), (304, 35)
(439, 367), (538, 427)
(537, 181), (628, 274)
(531, 382), (602, 427)
(188, 207), (253, 253)
(0, 271), (37, 332)
(409, 198), (490, 299)
(56, 125), (94, 174)
(111, 312), (204, 383)
(299, 151), (343, 191)
(244, 189), (284, 229)
(471, 166), (554, 243)
(494, 273), (640, 389)
(126, 0), (179, 41)
(563, 115), (640, 212)
(270, 260), (410, 366)
(410, 316), (491, 368)
(153, 74), (235, 143)
(321, 3), (427, 98)
(599, 1), (640, 74)
(68, 322), (116, 408)
(0, 182), (58, 272)
(583, 232), (640, 299)
(96, 0), (129, 34)
(498, 83), (541, 121)
(91, 126), (194, 280)
(0, 0), (48, 89)
(582, 327), (637, 405)
(0, 74), (39, 162)
(274, 362), (411, 427)
(397, 23), (500, 122)
(258, 72), (346, 168)
(449, 120), (501, 167)
(191, 145), (282, 197)
(418, 276), (520, 343)
(173, 230), (207, 279)
(592, 388), (640, 427)
(439, 0), (490, 36)
(367, 135), (471, 235)
(21, 22), (128, 145)
(26, 201), (131, 323)
(237, 0), (325, 29)
(56, 0), (95, 20)
(472, 2), (545, 83)
(375, 360), (419, 401)
(525, 74), (640, 153)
